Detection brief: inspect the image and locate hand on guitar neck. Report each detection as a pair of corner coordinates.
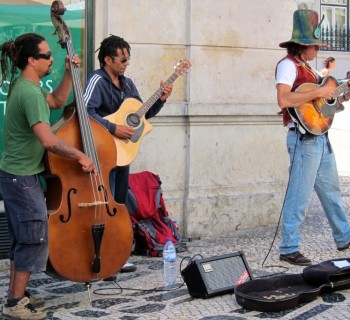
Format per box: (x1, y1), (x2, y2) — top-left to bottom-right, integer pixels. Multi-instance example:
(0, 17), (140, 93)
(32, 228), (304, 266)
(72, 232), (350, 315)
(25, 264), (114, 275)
(159, 81), (173, 102)
(288, 76), (350, 135)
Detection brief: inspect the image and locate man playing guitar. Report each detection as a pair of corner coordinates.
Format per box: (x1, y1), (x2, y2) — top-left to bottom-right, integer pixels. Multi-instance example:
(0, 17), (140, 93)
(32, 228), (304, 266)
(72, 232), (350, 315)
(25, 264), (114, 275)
(275, 9), (350, 266)
(83, 35), (173, 277)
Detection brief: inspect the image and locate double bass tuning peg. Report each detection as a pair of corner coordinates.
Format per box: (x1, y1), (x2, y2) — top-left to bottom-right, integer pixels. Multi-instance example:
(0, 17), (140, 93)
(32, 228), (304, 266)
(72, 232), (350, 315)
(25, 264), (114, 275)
(51, 1), (66, 16)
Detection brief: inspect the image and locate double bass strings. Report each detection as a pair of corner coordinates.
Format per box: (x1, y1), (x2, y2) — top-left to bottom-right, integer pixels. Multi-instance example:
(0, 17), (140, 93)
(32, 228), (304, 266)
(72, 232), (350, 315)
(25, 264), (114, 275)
(66, 38), (107, 219)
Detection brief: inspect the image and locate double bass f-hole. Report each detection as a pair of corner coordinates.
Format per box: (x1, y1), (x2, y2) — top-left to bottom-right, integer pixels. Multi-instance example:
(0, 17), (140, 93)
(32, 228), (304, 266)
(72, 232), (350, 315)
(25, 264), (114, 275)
(59, 186), (117, 224)
(45, 0), (133, 283)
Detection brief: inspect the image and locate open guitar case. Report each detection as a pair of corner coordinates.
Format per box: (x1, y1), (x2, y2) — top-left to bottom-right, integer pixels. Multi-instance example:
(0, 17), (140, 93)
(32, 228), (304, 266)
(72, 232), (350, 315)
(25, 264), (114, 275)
(235, 258), (350, 312)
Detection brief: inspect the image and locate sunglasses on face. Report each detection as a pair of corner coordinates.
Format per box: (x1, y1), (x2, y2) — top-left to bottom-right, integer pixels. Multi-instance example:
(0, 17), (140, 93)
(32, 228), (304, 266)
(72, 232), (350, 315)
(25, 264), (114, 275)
(110, 56), (131, 64)
(35, 51), (52, 60)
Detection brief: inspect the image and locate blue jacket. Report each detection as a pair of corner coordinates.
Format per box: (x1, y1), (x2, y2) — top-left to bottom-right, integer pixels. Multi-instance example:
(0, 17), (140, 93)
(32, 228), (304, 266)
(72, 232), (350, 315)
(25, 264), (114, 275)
(84, 68), (165, 134)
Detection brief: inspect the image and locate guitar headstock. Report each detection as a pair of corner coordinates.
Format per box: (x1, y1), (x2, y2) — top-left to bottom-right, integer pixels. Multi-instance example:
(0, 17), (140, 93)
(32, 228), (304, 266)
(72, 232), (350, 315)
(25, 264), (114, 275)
(174, 59), (191, 76)
(51, 0), (70, 48)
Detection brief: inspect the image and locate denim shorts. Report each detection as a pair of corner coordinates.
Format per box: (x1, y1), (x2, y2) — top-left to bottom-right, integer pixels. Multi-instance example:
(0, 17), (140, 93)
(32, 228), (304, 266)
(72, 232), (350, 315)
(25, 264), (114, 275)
(0, 170), (48, 272)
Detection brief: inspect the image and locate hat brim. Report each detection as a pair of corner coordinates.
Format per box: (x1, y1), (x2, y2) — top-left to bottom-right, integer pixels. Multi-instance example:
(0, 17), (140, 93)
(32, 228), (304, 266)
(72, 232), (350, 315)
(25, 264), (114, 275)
(279, 39), (328, 48)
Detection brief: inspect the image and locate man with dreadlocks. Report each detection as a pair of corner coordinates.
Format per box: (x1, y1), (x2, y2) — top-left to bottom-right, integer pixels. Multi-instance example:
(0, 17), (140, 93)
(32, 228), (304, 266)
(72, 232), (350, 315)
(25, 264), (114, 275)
(84, 35), (173, 278)
(0, 33), (95, 320)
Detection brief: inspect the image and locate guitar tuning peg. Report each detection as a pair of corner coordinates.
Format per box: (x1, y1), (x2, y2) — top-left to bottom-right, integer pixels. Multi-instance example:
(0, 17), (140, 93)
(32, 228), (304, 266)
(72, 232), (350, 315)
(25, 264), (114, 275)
(174, 60), (183, 67)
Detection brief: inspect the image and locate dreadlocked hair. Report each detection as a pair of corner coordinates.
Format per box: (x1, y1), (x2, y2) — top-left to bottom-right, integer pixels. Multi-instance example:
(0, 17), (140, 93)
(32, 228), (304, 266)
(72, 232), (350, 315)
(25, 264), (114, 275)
(0, 40), (16, 87)
(97, 35), (131, 68)
(0, 33), (45, 87)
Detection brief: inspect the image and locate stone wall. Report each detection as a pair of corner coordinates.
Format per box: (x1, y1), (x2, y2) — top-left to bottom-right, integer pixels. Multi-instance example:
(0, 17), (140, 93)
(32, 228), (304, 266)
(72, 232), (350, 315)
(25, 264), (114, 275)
(94, 0), (350, 237)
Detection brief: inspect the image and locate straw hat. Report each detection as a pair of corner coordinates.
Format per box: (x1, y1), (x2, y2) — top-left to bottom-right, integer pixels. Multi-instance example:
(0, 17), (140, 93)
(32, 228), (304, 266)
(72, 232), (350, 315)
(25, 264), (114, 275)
(279, 9), (326, 48)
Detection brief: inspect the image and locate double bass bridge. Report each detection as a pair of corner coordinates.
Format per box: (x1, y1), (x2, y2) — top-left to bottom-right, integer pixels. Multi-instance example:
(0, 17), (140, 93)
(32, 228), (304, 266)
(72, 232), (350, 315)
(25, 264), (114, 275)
(78, 201), (108, 208)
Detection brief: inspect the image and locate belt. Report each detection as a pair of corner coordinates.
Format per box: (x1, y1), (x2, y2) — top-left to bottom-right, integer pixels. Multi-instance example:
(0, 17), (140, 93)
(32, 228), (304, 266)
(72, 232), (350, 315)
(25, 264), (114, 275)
(288, 127), (332, 152)
(289, 127), (326, 140)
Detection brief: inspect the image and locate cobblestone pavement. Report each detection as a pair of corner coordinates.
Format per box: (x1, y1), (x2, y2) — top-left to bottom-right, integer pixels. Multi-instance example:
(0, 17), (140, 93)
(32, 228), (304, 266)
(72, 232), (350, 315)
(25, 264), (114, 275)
(2, 177), (350, 319)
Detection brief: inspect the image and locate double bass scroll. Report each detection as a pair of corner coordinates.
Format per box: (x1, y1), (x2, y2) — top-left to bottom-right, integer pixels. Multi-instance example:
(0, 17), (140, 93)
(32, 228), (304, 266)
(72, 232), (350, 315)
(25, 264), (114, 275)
(45, 1), (133, 283)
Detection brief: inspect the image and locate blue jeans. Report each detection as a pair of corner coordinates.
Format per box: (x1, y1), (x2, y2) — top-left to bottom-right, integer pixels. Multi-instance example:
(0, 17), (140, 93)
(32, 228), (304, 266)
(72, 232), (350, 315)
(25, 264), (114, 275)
(109, 166), (130, 204)
(0, 170), (48, 272)
(279, 131), (350, 254)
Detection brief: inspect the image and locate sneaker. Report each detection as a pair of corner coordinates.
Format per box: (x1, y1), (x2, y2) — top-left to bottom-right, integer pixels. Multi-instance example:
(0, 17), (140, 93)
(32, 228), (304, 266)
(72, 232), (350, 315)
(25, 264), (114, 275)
(2, 291), (44, 310)
(103, 262), (137, 281)
(337, 242), (350, 251)
(280, 251), (312, 266)
(2, 297), (47, 320)
(24, 291), (45, 308)
(120, 262), (137, 273)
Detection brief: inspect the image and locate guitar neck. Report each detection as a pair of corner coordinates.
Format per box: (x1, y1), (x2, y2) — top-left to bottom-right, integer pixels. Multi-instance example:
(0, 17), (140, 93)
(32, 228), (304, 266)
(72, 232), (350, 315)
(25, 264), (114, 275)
(136, 72), (179, 118)
(334, 81), (349, 98)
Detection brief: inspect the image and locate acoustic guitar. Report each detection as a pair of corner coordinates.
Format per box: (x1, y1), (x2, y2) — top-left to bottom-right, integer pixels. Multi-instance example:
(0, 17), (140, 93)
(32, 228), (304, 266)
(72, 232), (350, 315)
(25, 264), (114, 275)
(104, 59), (191, 166)
(288, 76), (349, 135)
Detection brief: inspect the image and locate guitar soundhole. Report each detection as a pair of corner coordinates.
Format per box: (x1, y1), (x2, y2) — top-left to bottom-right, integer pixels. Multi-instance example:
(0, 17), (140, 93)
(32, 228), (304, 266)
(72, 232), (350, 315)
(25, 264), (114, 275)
(325, 98), (336, 105)
(126, 114), (140, 127)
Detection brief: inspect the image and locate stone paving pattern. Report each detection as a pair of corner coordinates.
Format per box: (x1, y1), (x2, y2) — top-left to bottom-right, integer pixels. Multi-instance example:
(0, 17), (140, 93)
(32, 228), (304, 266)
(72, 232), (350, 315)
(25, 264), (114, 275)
(1, 177), (350, 319)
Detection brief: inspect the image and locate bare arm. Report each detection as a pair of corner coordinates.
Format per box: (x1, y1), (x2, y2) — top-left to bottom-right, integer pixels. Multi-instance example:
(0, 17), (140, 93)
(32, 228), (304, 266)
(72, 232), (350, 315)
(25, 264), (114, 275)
(32, 122), (95, 173)
(46, 54), (80, 109)
(276, 83), (334, 109)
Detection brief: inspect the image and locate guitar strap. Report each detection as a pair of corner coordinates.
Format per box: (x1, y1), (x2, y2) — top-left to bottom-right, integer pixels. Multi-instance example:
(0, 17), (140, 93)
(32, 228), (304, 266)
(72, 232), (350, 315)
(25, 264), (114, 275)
(311, 66), (323, 84)
(125, 82), (138, 99)
(289, 55), (318, 91)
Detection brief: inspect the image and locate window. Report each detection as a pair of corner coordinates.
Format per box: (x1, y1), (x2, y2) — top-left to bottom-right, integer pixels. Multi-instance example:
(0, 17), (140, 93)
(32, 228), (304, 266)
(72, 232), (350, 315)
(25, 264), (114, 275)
(321, 0), (349, 50)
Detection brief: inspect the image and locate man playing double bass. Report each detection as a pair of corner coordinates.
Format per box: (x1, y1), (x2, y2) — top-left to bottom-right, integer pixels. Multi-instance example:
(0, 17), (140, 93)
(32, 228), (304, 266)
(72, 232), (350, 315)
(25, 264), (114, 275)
(0, 33), (95, 320)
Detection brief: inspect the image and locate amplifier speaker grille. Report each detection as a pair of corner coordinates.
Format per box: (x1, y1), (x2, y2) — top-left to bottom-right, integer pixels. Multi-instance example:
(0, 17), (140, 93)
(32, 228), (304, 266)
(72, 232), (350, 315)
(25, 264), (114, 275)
(181, 251), (253, 298)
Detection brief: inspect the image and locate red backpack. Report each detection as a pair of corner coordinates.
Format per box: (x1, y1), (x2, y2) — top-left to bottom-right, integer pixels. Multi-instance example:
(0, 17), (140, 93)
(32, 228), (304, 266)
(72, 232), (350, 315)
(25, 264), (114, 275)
(127, 171), (184, 257)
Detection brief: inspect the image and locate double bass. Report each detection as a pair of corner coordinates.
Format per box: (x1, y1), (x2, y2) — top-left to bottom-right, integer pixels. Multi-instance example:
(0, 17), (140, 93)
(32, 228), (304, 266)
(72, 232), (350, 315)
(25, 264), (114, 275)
(44, 1), (133, 283)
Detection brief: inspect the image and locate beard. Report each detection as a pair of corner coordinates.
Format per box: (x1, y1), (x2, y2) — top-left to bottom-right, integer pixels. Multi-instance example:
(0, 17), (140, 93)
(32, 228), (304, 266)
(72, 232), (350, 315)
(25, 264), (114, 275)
(44, 65), (52, 77)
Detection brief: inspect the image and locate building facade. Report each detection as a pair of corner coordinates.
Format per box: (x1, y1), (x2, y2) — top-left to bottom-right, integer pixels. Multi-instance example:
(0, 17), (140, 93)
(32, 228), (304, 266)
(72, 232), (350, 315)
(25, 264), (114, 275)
(1, 0), (350, 239)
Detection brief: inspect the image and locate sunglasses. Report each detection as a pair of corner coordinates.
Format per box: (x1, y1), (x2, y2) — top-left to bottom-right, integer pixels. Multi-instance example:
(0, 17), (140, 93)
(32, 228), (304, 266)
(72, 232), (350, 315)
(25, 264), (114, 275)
(111, 56), (131, 64)
(35, 51), (52, 60)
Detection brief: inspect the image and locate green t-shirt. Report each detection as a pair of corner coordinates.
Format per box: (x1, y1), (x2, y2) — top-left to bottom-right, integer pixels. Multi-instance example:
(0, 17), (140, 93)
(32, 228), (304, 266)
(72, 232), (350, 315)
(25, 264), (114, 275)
(0, 77), (50, 175)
